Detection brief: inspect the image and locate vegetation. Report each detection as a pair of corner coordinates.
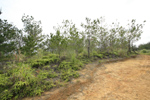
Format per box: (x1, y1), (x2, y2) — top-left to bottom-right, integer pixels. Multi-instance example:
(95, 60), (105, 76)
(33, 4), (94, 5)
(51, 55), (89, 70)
(0, 14), (146, 100)
(136, 41), (150, 55)
(138, 42), (150, 50)
(139, 49), (150, 55)
(0, 19), (21, 60)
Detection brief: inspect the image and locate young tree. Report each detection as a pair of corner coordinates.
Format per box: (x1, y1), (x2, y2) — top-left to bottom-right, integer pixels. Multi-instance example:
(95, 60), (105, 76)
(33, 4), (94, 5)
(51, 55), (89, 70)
(108, 22), (119, 52)
(50, 20), (84, 57)
(81, 18), (98, 58)
(0, 19), (21, 58)
(21, 15), (44, 56)
(96, 17), (108, 52)
(118, 26), (128, 49)
(127, 19), (146, 54)
(62, 20), (84, 56)
(49, 30), (67, 58)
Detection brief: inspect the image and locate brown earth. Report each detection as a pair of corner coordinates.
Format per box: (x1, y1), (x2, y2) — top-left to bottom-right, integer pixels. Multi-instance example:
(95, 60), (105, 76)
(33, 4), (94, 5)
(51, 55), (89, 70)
(23, 55), (150, 100)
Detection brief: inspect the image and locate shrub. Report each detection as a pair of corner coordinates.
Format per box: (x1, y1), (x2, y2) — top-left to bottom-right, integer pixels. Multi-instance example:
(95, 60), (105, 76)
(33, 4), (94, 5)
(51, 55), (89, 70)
(113, 51), (118, 56)
(70, 53), (83, 70)
(117, 49), (127, 57)
(30, 59), (50, 68)
(78, 50), (88, 59)
(60, 69), (79, 82)
(99, 60), (102, 63)
(29, 53), (60, 68)
(92, 51), (103, 59)
(57, 54), (82, 82)
(58, 61), (71, 70)
(141, 49), (147, 53)
(0, 64), (56, 100)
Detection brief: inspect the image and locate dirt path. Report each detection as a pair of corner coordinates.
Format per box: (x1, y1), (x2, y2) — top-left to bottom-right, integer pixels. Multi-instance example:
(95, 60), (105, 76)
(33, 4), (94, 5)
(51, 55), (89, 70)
(23, 55), (150, 100)
(66, 55), (150, 100)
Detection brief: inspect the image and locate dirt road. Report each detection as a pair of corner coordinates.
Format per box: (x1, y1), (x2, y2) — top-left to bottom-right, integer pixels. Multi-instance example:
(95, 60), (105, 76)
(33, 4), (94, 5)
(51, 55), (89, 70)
(23, 55), (150, 100)
(66, 55), (150, 100)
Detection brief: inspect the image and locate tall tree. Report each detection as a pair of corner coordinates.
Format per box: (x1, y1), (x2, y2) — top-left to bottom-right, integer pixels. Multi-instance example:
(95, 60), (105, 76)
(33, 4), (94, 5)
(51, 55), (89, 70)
(21, 15), (44, 56)
(127, 19), (146, 54)
(96, 17), (108, 52)
(118, 26), (128, 49)
(62, 20), (84, 56)
(49, 30), (67, 58)
(50, 20), (84, 57)
(108, 22), (119, 52)
(81, 18), (98, 58)
(0, 19), (21, 58)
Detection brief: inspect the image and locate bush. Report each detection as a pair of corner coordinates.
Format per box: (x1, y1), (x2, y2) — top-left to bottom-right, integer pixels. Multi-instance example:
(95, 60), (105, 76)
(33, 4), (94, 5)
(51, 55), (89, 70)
(0, 52), (85, 100)
(57, 53), (82, 82)
(58, 60), (83, 71)
(29, 54), (60, 68)
(70, 53), (83, 70)
(117, 49), (127, 57)
(78, 50), (88, 59)
(60, 69), (79, 82)
(58, 61), (72, 70)
(141, 49), (147, 53)
(113, 51), (118, 56)
(92, 51), (103, 58)
(0, 64), (56, 100)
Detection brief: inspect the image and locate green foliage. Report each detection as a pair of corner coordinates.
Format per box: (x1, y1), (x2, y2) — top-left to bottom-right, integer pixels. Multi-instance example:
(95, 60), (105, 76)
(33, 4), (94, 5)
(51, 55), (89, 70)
(61, 69), (79, 82)
(92, 51), (103, 58)
(113, 51), (118, 56)
(0, 52), (82, 99)
(78, 49), (88, 59)
(70, 53), (82, 70)
(138, 42), (150, 50)
(99, 60), (102, 63)
(77, 50), (92, 64)
(1, 89), (13, 100)
(0, 51), (82, 99)
(139, 49), (150, 55)
(43, 54), (59, 60)
(58, 61), (71, 70)
(0, 64), (57, 100)
(0, 19), (22, 59)
(58, 53), (82, 82)
(21, 14), (44, 56)
(0, 15), (146, 100)
(81, 17), (99, 58)
(37, 69), (58, 79)
(58, 60), (83, 71)
(117, 49), (128, 57)
(141, 49), (147, 53)
(126, 19), (146, 53)
(30, 59), (50, 68)
(28, 53), (60, 68)
(46, 30), (68, 57)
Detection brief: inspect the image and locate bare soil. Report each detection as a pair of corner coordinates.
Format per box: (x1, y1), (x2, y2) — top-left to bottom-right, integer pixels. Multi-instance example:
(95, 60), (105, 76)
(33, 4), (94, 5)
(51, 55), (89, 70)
(23, 55), (150, 100)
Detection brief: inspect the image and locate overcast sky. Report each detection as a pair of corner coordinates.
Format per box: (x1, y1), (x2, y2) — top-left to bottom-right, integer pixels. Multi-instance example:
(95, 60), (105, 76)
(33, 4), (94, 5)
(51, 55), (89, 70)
(0, 0), (150, 46)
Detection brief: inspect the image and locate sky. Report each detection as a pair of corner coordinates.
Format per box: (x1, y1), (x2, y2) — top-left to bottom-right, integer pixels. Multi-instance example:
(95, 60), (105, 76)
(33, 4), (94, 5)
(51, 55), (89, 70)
(0, 0), (150, 46)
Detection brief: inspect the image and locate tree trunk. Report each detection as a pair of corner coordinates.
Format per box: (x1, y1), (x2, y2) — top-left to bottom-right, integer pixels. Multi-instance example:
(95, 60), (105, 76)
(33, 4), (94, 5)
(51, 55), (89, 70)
(88, 39), (90, 58)
(131, 44), (137, 54)
(127, 40), (131, 55)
